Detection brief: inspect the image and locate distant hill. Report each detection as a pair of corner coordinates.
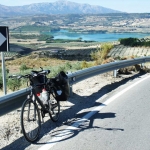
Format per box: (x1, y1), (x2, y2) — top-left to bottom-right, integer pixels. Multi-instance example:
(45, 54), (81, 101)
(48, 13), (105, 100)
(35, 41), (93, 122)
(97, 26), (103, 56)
(0, 0), (123, 16)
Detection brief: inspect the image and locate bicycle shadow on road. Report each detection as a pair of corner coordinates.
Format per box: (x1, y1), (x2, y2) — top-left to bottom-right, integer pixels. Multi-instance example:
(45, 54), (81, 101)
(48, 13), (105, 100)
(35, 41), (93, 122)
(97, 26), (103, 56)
(33, 72), (142, 145)
(1, 72), (145, 149)
(39, 111), (124, 145)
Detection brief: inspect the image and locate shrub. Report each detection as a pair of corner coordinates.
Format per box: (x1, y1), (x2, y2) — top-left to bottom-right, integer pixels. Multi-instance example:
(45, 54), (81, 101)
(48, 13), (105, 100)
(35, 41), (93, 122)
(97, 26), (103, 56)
(7, 79), (21, 91)
(90, 43), (114, 65)
(20, 64), (28, 72)
(72, 62), (82, 70)
(65, 62), (72, 70)
(119, 37), (141, 47)
(81, 61), (88, 69)
(118, 37), (150, 47)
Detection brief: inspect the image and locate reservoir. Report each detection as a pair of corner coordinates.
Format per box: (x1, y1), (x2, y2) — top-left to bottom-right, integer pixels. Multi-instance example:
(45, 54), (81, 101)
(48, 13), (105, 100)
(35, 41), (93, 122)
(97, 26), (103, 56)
(49, 30), (150, 42)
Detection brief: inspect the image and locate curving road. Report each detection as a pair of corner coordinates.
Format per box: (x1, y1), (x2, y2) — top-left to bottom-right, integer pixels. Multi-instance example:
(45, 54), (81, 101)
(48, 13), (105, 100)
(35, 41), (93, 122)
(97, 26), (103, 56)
(38, 74), (150, 150)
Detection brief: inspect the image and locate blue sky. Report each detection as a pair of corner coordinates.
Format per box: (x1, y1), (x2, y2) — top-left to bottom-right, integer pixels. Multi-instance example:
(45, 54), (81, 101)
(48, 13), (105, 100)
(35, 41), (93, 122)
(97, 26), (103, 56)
(0, 0), (150, 13)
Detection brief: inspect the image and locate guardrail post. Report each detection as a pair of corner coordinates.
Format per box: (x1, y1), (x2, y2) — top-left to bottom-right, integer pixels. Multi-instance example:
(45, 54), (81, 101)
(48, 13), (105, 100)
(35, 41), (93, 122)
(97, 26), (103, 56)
(141, 61), (145, 68)
(1, 52), (7, 95)
(113, 69), (117, 78)
(141, 56), (145, 68)
(67, 72), (74, 97)
(69, 84), (73, 97)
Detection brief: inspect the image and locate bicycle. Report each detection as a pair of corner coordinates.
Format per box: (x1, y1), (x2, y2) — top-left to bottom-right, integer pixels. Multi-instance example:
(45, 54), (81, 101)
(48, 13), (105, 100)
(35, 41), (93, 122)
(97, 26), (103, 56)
(9, 68), (70, 143)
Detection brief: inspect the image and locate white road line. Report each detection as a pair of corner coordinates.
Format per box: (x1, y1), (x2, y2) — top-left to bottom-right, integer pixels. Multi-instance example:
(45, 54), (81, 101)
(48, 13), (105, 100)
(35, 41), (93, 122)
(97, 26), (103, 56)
(39, 74), (150, 150)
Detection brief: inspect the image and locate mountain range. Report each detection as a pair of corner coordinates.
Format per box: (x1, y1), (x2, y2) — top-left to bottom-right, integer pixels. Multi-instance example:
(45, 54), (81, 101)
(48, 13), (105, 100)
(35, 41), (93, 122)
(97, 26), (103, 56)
(0, 0), (122, 16)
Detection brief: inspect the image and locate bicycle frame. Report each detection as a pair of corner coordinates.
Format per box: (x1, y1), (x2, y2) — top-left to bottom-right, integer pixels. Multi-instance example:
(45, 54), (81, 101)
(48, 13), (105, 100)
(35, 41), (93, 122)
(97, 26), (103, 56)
(28, 85), (50, 114)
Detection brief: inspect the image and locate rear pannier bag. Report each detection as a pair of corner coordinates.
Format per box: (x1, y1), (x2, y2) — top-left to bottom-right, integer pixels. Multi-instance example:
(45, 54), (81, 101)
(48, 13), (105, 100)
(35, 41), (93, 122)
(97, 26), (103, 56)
(54, 71), (70, 101)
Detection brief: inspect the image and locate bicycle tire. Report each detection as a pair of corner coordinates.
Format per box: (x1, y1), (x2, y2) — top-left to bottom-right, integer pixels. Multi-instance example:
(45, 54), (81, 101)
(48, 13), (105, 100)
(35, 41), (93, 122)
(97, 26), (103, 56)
(49, 95), (60, 122)
(20, 98), (41, 143)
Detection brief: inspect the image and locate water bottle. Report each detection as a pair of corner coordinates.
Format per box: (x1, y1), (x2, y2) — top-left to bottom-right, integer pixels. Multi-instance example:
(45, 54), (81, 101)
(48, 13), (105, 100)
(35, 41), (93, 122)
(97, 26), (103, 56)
(37, 93), (42, 101)
(41, 88), (48, 105)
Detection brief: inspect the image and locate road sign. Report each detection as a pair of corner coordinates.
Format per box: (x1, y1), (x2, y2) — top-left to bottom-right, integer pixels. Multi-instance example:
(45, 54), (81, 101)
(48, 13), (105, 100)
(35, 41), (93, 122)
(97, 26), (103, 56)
(0, 26), (9, 95)
(0, 26), (9, 52)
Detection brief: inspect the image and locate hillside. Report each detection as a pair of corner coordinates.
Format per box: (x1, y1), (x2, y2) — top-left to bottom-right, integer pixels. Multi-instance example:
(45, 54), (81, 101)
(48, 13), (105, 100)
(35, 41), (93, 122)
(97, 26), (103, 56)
(0, 0), (122, 16)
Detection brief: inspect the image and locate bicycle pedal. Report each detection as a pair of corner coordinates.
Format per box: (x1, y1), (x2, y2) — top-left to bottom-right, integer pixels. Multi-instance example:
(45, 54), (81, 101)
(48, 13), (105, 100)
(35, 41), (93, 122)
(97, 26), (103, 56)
(50, 100), (55, 104)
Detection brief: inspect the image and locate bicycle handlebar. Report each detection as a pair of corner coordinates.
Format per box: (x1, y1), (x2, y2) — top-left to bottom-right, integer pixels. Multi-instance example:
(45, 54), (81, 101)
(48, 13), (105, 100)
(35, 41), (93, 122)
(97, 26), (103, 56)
(31, 70), (50, 76)
(9, 68), (50, 79)
(9, 74), (29, 79)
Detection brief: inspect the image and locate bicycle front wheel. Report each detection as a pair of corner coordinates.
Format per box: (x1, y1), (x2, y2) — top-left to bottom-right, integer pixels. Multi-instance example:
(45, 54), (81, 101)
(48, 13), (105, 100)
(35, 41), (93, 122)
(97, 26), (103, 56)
(21, 98), (41, 143)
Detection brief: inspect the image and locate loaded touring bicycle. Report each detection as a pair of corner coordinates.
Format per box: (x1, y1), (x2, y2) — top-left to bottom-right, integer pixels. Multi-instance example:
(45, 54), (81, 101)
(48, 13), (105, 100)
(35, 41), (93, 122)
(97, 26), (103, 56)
(9, 68), (70, 142)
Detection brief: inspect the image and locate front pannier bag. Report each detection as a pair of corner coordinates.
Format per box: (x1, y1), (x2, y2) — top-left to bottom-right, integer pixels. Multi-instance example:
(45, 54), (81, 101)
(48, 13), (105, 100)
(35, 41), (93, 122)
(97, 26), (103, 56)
(55, 71), (70, 101)
(30, 74), (46, 93)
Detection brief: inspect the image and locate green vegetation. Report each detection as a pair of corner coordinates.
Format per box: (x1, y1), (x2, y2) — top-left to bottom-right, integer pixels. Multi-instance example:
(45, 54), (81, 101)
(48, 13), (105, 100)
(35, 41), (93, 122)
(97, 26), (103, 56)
(7, 79), (21, 91)
(91, 43), (114, 65)
(119, 37), (150, 47)
(5, 55), (97, 91)
(12, 25), (60, 32)
(80, 61), (94, 69)
(11, 33), (94, 43)
(46, 38), (87, 43)
(6, 61), (82, 91)
(11, 34), (54, 41)
(20, 64), (30, 72)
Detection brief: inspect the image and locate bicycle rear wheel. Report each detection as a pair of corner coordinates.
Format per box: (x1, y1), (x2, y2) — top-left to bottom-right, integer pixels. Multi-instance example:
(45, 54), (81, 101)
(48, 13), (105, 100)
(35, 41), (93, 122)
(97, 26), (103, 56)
(21, 98), (41, 143)
(49, 95), (60, 122)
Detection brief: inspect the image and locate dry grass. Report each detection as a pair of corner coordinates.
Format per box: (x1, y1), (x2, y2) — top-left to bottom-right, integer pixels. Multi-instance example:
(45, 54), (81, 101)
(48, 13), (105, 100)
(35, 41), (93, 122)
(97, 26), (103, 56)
(4, 54), (78, 74)
(91, 43), (114, 65)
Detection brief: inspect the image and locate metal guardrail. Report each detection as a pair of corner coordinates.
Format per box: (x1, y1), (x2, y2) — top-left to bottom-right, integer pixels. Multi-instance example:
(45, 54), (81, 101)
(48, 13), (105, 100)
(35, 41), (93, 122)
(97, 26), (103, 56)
(0, 56), (150, 116)
(67, 57), (150, 84)
(0, 88), (30, 116)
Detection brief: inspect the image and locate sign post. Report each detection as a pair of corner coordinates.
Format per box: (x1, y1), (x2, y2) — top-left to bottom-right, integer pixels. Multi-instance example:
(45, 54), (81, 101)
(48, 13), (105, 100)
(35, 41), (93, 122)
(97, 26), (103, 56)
(1, 52), (6, 95)
(0, 26), (9, 95)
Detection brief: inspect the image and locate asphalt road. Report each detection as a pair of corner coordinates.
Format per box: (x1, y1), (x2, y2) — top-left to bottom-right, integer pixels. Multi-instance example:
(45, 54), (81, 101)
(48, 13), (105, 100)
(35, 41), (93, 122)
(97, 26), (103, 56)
(19, 73), (150, 150)
(2, 73), (150, 150)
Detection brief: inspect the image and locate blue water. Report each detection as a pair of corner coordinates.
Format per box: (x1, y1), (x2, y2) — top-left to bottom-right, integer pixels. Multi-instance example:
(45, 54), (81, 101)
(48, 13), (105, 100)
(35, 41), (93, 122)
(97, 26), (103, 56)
(48, 30), (150, 42)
